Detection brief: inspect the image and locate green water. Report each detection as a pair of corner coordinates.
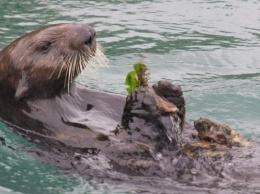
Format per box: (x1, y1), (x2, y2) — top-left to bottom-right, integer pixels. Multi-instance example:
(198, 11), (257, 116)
(0, 0), (260, 193)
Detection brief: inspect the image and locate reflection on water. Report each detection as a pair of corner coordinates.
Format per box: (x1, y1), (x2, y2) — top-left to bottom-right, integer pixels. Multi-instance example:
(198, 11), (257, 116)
(0, 0), (260, 193)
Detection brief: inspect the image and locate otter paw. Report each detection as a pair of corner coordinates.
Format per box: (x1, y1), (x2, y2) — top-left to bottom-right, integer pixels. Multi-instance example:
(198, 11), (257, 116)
(152, 80), (185, 129)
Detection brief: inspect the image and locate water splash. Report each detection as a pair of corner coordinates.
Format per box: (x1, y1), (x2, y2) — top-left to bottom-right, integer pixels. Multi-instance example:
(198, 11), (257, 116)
(162, 114), (182, 148)
(150, 114), (182, 171)
(171, 114), (182, 148)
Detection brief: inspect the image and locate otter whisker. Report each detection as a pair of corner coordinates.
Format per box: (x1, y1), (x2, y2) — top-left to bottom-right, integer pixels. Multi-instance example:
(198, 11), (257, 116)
(72, 52), (78, 82)
(67, 44), (109, 83)
(79, 53), (83, 74)
(78, 51), (82, 73)
(58, 56), (66, 70)
(63, 54), (70, 87)
(65, 55), (73, 93)
(76, 52), (80, 75)
(78, 54), (82, 74)
(58, 55), (68, 79)
(85, 44), (109, 75)
(68, 55), (74, 92)
(74, 52), (79, 78)
(49, 56), (63, 79)
(80, 53), (84, 73)
(80, 52), (87, 70)
(68, 57), (73, 84)
(70, 55), (75, 84)
(80, 53), (85, 73)
(81, 52), (85, 71)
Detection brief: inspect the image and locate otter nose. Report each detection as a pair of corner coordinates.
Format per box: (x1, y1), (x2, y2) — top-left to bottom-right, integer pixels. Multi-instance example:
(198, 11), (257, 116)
(69, 24), (96, 49)
(84, 27), (96, 46)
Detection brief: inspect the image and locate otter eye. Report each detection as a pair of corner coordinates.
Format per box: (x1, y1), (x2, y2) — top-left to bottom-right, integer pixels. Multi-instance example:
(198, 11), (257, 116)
(39, 42), (51, 53)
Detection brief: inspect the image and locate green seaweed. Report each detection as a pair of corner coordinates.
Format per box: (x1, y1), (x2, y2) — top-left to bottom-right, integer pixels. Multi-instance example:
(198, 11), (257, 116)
(125, 63), (149, 94)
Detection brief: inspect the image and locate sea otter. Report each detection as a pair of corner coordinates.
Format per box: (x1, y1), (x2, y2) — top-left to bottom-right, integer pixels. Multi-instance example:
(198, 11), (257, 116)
(0, 23), (250, 181)
(0, 23), (185, 176)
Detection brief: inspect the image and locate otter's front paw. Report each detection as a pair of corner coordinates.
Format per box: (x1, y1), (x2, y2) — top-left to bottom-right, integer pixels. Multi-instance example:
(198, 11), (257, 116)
(121, 86), (180, 149)
(152, 80), (186, 129)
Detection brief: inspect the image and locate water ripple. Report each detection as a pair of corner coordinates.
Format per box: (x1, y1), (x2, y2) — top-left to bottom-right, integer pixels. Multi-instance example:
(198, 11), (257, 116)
(0, 0), (260, 193)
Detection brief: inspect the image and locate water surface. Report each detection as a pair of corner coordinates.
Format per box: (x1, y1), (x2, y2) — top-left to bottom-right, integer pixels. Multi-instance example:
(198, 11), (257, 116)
(0, 0), (260, 193)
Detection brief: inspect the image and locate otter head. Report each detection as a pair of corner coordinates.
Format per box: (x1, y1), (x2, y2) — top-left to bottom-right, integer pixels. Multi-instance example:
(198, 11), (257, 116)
(0, 23), (107, 101)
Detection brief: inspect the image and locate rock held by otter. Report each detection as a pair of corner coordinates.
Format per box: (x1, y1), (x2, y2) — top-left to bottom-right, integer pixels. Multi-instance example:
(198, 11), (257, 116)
(183, 118), (248, 158)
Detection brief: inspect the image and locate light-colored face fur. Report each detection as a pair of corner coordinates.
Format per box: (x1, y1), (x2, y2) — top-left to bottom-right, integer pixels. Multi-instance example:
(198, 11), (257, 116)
(0, 23), (108, 99)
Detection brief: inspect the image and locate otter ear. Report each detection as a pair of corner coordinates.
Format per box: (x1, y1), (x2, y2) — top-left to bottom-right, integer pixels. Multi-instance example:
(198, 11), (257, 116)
(14, 72), (29, 101)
